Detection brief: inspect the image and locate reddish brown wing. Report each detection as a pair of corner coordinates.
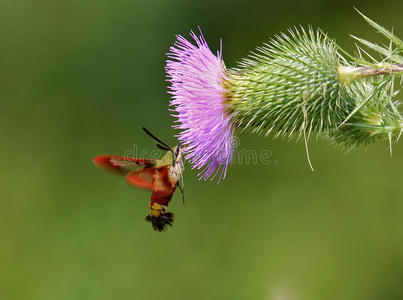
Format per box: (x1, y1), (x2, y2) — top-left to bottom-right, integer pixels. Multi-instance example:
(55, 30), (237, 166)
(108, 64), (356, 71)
(93, 155), (155, 175)
(125, 167), (157, 190)
(126, 165), (177, 205)
(93, 155), (177, 203)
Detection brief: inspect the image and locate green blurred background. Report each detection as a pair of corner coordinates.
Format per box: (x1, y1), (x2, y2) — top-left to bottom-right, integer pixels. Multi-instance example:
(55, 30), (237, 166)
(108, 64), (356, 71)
(1, 1), (402, 299)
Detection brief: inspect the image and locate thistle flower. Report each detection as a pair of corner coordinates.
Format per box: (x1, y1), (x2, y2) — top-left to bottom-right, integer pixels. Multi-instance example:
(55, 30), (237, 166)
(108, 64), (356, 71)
(166, 30), (235, 182)
(167, 17), (403, 182)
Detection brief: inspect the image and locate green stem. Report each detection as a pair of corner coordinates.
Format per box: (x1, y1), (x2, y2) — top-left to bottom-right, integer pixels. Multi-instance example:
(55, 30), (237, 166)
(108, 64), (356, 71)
(338, 64), (403, 84)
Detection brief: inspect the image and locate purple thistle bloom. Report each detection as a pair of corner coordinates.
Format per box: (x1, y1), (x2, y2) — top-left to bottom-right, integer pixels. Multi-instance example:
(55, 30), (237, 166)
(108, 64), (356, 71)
(166, 29), (235, 182)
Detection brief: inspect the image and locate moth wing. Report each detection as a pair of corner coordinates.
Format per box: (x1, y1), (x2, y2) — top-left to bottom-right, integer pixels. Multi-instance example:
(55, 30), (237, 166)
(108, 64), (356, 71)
(93, 155), (156, 175)
(126, 166), (175, 193)
(125, 167), (157, 190)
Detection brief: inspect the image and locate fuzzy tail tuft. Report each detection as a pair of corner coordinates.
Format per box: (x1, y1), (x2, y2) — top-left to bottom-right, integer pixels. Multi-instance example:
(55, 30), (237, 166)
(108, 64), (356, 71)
(145, 212), (175, 232)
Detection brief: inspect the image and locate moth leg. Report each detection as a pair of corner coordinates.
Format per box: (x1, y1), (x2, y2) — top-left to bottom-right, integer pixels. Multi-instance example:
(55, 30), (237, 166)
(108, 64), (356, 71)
(178, 180), (185, 205)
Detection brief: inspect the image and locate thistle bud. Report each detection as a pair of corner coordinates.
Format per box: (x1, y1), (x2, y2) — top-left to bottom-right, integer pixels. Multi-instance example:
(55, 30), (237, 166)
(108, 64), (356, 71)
(225, 28), (348, 138)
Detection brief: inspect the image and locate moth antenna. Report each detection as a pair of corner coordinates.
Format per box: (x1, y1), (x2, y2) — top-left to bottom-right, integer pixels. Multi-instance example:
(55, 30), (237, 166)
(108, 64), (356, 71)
(142, 127), (171, 149)
(157, 144), (170, 151)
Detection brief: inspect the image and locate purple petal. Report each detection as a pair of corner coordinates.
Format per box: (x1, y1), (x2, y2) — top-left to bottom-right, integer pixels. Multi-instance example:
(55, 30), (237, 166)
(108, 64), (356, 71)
(166, 29), (235, 182)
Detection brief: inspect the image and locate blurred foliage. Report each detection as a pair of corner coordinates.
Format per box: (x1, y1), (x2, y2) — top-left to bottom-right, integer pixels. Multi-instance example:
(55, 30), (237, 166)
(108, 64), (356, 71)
(0, 1), (402, 299)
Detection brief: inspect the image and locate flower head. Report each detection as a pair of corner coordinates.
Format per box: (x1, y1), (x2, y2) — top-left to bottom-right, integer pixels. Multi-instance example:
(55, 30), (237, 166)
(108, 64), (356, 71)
(166, 29), (235, 182)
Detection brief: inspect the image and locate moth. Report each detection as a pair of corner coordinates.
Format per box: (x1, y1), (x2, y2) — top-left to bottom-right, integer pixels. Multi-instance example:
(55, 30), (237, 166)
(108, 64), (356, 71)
(93, 128), (184, 231)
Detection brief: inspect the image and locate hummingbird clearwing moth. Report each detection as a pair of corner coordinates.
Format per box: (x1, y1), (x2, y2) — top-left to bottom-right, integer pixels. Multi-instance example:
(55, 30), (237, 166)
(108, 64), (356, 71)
(93, 127), (184, 232)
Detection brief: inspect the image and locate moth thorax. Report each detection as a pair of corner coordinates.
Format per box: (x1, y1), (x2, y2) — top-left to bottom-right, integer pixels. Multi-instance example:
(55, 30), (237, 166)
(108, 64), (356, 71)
(150, 202), (165, 217)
